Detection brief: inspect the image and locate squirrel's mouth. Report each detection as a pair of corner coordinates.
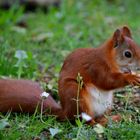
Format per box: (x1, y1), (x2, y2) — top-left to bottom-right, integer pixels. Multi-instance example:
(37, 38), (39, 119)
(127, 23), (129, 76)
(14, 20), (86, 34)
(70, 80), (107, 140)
(120, 67), (132, 74)
(121, 67), (140, 75)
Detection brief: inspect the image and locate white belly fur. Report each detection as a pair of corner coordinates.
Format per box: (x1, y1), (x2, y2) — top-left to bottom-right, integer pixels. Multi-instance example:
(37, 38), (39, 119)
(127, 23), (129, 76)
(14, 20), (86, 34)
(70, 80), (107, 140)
(87, 86), (113, 117)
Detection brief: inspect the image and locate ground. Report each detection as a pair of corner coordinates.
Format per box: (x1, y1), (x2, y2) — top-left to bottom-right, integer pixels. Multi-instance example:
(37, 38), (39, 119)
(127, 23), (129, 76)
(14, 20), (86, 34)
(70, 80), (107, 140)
(0, 0), (140, 139)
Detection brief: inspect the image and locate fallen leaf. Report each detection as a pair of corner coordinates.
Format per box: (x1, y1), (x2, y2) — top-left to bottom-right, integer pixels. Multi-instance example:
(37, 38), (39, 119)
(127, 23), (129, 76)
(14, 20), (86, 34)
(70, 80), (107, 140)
(11, 26), (26, 34)
(49, 128), (61, 137)
(32, 32), (53, 43)
(0, 119), (10, 130)
(94, 124), (104, 134)
(81, 112), (92, 121)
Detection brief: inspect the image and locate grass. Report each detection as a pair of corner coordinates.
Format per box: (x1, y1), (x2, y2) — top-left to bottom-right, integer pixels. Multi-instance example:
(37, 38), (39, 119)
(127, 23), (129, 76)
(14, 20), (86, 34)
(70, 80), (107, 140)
(0, 0), (140, 139)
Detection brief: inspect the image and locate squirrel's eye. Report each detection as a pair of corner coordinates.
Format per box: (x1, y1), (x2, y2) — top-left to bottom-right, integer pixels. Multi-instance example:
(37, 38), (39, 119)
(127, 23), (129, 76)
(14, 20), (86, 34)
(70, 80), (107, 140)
(124, 50), (132, 58)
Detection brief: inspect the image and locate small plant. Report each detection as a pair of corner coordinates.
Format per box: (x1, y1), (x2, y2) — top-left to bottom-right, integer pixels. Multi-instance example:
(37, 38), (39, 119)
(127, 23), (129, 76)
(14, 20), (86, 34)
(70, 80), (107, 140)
(14, 50), (28, 79)
(74, 73), (84, 140)
(76, 73), (83, 119)
(40, 91), (50, 123)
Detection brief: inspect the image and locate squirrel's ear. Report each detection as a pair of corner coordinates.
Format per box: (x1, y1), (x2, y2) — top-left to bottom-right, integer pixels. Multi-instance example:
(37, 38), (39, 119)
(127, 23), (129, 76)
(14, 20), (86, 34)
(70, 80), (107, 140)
(113, 28), (123, 48)
(122, 26), (132, 38)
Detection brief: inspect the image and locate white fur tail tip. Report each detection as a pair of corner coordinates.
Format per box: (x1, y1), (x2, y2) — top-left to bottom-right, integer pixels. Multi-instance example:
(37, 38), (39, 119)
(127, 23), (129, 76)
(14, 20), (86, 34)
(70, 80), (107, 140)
(81, 112), (92, 121)
(40, 92), (50, 99)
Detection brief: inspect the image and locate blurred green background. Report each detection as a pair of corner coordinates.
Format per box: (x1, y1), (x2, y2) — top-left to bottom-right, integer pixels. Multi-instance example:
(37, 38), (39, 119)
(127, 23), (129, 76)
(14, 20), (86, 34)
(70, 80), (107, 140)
(0, 0), (140, 80)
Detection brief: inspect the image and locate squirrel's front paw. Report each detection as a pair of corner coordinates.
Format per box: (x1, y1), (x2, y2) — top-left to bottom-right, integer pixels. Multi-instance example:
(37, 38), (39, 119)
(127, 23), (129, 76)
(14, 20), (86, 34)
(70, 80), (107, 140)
(125, 74), (140, 86)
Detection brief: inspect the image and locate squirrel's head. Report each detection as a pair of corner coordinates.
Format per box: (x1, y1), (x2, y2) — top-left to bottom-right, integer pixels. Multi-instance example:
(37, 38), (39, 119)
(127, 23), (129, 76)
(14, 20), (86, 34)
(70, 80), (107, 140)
(112, 26), (140, 73)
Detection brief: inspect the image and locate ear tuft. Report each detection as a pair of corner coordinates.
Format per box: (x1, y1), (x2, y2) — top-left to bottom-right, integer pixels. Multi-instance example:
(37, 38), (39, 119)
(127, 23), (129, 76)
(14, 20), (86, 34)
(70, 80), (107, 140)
(122, 26), (132, 38)
(113, 28), (122, 48)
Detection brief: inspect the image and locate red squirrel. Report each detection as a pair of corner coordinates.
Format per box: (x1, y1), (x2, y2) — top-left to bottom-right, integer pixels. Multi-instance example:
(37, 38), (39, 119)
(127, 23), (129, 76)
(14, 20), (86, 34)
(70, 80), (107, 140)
(0, 26), (140, 125)
(58, 26), (140, 125)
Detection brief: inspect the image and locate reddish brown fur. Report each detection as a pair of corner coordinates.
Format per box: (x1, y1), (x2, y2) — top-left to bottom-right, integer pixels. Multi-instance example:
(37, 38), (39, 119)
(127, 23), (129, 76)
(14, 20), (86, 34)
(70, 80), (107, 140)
(58, 26), (140, 124)
(0, 79), (61, 114)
